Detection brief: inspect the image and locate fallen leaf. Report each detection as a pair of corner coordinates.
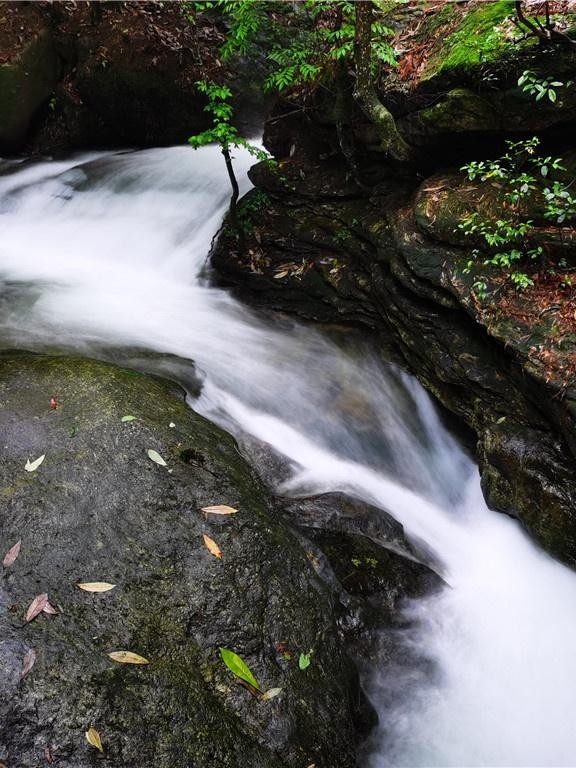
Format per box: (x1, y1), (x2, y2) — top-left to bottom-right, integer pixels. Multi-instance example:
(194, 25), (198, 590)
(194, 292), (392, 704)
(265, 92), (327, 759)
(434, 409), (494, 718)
(202, 533), (222, 559)
(21, 648), (36, 679)
(220, 647), (260, 690)
(25, 454), (45, 472)
(261, 687), (282, 701)
(121, 415), (137, 422)
(274, 270), (289, 279)
(25, 593), (48, 623)
(43, 602), (58, 616)
(44, 745), (55, 763)
(49, 396), (58, 410)
(108, 651), (150, 665)
(147, 449), (167, 466)
(77, 582), (116, 593)
(3, 540), (21, 567)
(298, 652), (311, 670)
(85, 726), (104, 753)
(201, 505), (238, 516)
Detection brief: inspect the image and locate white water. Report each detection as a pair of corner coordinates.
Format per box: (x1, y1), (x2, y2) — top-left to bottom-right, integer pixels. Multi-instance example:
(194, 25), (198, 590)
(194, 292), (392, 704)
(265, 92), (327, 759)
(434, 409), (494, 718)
(2, 146), (576, 766)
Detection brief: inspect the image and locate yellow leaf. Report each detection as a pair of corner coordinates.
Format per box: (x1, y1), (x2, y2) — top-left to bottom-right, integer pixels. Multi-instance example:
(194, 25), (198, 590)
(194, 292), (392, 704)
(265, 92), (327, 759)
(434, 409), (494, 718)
(108, 651), (150, 665)
(25, 454), (45, 472)
(77, 582), (116, 593)
(85, 726), (104, 753)
(202, 533), (222, 559)
(201, 505), (238, 516)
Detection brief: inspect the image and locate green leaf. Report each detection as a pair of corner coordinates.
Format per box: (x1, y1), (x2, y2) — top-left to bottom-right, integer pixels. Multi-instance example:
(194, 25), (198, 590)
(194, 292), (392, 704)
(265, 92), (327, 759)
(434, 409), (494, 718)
(121, 415), (137, 422)
(298, 652), (311, 670)
(220, 647), (260, 690)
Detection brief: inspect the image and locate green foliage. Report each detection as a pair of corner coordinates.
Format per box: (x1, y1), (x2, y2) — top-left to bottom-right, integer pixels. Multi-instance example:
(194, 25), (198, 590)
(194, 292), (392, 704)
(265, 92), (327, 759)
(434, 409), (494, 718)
(188, 80), (267, 160)
(459, 137), (576, 299)
(220, 647), (260, 690)
(298, 652), (311, 670)
(237, 190), (270, 233)
(518, 70), (572, 104)
(184, 0), (264, 57)
(264, 0), (396, 94)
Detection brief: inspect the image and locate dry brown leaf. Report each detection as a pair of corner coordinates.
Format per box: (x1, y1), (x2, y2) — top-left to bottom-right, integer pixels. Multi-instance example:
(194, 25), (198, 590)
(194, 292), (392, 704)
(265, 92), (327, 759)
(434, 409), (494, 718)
(274, 270), (289, 279)
(85, 726), (104, 753)
(201, 505), (238, 516)
(25, 593), (48, 623)
(108, 650), (150, 665)
(44, 745), (55, 764)
(77, 582), (116, 593)
(21, 648), (36, 679)
(43, 602), (58, 616)
(261, 687), (283, 701)
(3, 540), (21, 567)
(202, 533), (222, 559)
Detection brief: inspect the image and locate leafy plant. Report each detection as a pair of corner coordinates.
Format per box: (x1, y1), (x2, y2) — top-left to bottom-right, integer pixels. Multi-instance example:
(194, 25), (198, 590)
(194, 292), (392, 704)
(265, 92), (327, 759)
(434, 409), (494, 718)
(188, 80), (271, 233)
(264, 0), (396, 95)
(518, 70), (571, 104)
(459, 137), (576, 298)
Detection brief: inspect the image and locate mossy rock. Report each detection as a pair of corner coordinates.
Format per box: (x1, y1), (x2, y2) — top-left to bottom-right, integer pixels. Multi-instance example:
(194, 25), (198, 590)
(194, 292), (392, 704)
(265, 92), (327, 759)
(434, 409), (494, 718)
(406, 88), (500, 137)
(0, 354), (363, 768)
(421, 1), (522, 81)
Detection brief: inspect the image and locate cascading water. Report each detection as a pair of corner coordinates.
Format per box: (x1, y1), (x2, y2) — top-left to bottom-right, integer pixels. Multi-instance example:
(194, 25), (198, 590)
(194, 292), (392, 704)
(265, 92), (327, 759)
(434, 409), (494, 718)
(1, 146), (576, 766)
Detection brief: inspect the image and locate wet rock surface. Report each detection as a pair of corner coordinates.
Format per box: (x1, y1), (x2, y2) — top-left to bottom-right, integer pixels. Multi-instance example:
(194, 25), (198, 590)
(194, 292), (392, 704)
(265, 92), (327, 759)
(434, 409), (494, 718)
(212, 143), (576, 567)
(0, 353), (393, 768)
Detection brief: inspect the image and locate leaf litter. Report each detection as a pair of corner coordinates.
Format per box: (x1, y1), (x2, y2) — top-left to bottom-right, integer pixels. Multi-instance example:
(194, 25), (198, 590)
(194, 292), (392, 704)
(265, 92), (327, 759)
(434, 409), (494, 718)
(202, 533), (222, 558)
(3, 540), (21, 567)
(108, 651), (150, 665)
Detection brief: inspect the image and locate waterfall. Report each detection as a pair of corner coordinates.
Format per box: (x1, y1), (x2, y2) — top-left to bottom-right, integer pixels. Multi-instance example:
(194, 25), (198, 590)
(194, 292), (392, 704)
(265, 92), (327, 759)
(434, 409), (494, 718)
(1, 146), (576, 766)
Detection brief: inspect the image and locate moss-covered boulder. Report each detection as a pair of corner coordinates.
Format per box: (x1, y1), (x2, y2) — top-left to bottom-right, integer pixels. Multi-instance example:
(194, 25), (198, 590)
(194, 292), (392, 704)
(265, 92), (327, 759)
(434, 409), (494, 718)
(0, 354), (367, 768)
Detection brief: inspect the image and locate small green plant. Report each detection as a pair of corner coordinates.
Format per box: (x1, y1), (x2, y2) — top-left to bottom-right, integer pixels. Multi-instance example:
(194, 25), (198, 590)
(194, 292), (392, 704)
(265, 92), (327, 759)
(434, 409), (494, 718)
(459, 136), (576, 298)
(237, 190), (270, 234)
(188, 81), (271, 234)
(333, 228), (352, 245)
(298, 652), (312, 670)
(518, 70), (572, 104)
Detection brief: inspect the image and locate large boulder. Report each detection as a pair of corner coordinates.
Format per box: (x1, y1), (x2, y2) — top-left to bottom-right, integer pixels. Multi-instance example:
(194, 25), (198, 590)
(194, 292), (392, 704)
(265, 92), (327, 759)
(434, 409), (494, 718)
(0, 354), (366, 768)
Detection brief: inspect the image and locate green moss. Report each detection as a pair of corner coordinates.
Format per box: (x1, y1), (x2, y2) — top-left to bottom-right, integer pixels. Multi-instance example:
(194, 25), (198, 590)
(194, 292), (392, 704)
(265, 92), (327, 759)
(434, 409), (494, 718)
(422, 1), (529, 81)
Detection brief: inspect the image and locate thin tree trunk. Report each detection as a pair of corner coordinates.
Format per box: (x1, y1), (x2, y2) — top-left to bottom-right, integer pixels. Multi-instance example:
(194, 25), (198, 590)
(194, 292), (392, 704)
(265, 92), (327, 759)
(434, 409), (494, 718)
(353, 0), (413, 162)
(222, 145), (244, 248)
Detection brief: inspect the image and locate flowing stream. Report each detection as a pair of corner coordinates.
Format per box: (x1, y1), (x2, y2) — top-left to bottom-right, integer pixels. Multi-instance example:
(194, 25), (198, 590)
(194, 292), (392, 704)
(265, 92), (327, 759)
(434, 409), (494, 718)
(1, 146), (576, 766)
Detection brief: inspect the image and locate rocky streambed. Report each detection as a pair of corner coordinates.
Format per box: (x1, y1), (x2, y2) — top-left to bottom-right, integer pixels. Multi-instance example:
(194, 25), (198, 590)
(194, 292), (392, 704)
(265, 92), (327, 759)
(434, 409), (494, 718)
(0, 353), (437, 767)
